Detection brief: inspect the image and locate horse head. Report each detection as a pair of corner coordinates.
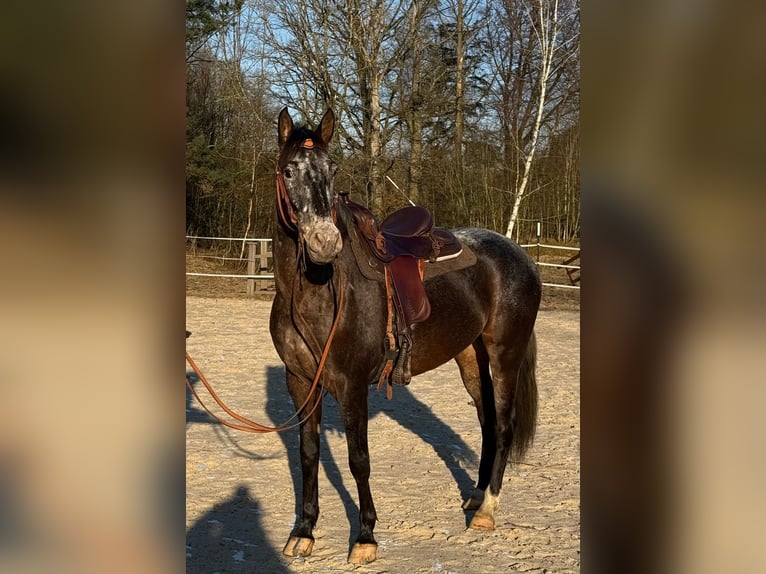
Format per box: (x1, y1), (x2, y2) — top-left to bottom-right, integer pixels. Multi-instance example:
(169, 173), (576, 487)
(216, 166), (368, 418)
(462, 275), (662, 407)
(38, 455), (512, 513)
(276, 107), (342, 265)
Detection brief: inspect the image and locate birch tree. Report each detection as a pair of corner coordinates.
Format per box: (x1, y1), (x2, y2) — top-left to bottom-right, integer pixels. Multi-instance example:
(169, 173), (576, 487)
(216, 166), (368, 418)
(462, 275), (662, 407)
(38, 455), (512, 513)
(504, 0), (557, 238)
(499, 0), (579, 239)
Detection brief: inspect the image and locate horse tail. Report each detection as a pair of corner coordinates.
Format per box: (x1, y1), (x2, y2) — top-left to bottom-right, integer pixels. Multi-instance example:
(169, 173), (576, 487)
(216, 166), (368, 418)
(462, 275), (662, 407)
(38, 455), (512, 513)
(512, 330), (538, 462)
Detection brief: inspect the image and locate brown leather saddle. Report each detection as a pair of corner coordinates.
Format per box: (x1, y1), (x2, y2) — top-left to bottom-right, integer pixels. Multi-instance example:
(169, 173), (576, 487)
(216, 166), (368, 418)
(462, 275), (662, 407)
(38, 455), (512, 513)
(340, 194), (475, 391)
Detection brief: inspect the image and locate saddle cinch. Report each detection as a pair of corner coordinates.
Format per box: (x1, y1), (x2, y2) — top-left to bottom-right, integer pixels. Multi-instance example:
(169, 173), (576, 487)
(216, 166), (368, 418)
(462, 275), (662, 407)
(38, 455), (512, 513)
(340, 194), (476, 391)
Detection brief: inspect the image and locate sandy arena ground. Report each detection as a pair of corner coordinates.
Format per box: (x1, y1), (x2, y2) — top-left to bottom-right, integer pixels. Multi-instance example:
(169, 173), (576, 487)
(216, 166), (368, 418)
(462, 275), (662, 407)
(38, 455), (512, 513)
(186, 296), (579, 573)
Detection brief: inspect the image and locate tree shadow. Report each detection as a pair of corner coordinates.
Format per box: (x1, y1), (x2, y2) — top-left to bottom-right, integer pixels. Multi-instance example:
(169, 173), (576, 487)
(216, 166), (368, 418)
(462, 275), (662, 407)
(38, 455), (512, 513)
(265, 365), (478, 543)
(186, 484), (289, 574)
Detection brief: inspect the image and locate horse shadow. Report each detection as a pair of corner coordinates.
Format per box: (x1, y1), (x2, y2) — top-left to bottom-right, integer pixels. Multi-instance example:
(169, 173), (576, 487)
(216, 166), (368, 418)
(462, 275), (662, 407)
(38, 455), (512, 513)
(186, 484), (289, 574)
(264, 365), (478, 544)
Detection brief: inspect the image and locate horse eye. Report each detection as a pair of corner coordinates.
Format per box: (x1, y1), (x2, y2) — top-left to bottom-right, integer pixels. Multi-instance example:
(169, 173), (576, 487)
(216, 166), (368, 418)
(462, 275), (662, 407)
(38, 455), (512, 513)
(283, 167), (294, 179)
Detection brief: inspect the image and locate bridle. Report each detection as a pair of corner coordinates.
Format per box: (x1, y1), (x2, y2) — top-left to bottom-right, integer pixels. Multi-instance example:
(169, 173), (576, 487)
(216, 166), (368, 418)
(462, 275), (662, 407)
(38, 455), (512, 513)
(275, 137), (339, 271)
(184, 137), (345, 434)
(275, 161), (299, 231)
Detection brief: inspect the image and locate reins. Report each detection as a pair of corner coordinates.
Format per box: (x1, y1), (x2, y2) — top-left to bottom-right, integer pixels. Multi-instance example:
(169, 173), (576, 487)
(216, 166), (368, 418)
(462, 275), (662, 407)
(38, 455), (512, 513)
(185, 272), (344, 433)
(185, 144), (344, 433)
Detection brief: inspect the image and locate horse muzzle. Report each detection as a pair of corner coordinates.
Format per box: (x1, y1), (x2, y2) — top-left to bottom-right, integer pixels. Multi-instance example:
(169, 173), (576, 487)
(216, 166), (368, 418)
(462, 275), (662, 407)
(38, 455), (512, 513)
(302, 219), (343, 264)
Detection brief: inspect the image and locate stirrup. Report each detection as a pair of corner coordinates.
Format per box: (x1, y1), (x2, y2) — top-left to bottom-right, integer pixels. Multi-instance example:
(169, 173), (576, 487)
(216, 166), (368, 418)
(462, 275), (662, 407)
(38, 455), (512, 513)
(392, 337), (412, 386)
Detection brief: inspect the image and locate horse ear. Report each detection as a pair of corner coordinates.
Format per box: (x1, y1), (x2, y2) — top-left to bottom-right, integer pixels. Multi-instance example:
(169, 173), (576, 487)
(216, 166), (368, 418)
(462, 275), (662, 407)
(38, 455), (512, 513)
(278, 107), (293, 146)
(318, 108), (335, 144)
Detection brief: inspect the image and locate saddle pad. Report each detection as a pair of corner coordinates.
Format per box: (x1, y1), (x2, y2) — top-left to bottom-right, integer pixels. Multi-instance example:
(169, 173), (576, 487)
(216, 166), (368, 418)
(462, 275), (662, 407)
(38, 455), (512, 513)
(423, 243), (477, 279)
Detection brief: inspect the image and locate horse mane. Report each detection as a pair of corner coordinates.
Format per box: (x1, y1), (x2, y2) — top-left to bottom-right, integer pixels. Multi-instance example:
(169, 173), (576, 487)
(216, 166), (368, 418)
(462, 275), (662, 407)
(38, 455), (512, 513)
(334, 195), (356, 237)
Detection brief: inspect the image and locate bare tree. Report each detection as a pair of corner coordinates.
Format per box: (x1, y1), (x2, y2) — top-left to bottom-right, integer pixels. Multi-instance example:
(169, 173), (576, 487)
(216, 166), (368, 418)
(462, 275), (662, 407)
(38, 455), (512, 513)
(264, 0), (411, 211)
(185, 0), (580, 243)
(186, 4), (279, 241)
(482, 0), (578, 239)
(454, 0), (466, 184)
(405, 0), (426, 204)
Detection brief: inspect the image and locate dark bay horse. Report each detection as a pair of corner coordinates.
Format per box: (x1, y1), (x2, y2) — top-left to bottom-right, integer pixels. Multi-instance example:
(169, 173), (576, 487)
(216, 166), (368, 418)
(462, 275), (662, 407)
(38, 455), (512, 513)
(269, 107), (541, 564)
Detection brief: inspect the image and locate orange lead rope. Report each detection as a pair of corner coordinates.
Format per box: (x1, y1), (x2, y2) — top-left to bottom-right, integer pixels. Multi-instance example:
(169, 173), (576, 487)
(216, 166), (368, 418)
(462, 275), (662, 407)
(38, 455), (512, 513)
(185, 273), (345, 433)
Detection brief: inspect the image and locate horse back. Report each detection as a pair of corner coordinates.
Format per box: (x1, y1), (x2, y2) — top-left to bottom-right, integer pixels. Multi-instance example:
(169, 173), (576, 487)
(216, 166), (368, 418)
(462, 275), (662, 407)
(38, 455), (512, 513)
(410, 227), (541, 374)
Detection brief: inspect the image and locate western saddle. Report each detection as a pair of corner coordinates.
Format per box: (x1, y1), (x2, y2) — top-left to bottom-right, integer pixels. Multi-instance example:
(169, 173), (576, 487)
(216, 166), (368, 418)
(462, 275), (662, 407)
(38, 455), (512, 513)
(340, 193), (463, 393)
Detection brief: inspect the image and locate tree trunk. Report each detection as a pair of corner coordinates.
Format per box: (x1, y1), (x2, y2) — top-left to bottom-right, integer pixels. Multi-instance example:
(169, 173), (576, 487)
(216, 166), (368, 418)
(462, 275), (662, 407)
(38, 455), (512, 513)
(408, 0), (424, 205)
(505, 0), (558, 239)
(369, 73), (383, 211)
(454, 0), (465, 185)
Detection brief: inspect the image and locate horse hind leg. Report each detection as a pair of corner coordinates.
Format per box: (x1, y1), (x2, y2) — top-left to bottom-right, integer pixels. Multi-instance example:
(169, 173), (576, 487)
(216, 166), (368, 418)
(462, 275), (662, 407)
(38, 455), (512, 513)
(455, 341), (497, 513)
(469, 331), (538, 531)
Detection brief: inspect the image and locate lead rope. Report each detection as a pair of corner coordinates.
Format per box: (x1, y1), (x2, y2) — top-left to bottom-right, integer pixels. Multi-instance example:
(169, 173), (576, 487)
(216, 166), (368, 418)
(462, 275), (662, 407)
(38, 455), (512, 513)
(185, 273), (345, 433)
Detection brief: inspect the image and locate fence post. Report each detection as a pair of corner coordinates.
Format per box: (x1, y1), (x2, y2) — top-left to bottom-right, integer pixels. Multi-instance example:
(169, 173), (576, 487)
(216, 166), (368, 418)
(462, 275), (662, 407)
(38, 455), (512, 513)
(247, 241), (256, 296)
(536, 221), (541, 263)
(258, 239), (270, 291)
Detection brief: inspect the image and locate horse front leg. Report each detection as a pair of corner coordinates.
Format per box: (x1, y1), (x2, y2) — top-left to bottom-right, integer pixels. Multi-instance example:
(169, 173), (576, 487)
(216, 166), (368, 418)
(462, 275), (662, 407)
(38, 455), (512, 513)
(283, 373), (323, 558)
(341, 391), (378, 564)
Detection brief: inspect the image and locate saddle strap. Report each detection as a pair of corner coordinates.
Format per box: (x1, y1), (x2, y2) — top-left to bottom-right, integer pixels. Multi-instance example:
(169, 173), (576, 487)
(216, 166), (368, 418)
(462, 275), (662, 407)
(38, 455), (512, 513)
(375, 261), (424, 397)
(376, 267), (397, 399)
(388, 256), (430, 325)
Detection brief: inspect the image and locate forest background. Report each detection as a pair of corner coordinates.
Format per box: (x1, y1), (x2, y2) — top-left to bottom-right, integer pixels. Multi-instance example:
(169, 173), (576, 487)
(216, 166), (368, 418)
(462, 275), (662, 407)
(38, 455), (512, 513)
(186, 0), (580, 244)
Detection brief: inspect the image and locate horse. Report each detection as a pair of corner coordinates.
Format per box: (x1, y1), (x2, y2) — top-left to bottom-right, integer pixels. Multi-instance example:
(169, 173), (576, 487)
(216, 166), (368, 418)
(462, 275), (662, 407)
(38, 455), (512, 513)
(269, 107), (541, 565)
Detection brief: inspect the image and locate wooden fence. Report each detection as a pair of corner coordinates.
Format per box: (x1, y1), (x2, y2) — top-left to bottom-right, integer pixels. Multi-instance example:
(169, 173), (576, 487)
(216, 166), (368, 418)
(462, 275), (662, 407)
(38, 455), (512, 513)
(187, 236), (580, 293)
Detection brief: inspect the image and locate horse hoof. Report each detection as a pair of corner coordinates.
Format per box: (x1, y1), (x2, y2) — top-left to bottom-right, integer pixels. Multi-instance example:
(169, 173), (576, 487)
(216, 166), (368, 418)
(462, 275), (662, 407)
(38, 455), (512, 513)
(283, 536), (314, 557)
(348, 542), (378, 564)
(469, 512), (495, 531)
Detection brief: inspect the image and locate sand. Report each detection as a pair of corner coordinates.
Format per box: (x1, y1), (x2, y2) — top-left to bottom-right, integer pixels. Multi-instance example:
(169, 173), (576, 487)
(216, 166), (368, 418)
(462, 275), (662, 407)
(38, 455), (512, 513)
(186, 296), (579, 573)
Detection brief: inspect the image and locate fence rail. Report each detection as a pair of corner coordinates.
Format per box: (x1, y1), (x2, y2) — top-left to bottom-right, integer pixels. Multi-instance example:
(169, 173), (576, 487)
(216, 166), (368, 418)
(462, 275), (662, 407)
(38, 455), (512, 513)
(186, 236), (580, 292)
